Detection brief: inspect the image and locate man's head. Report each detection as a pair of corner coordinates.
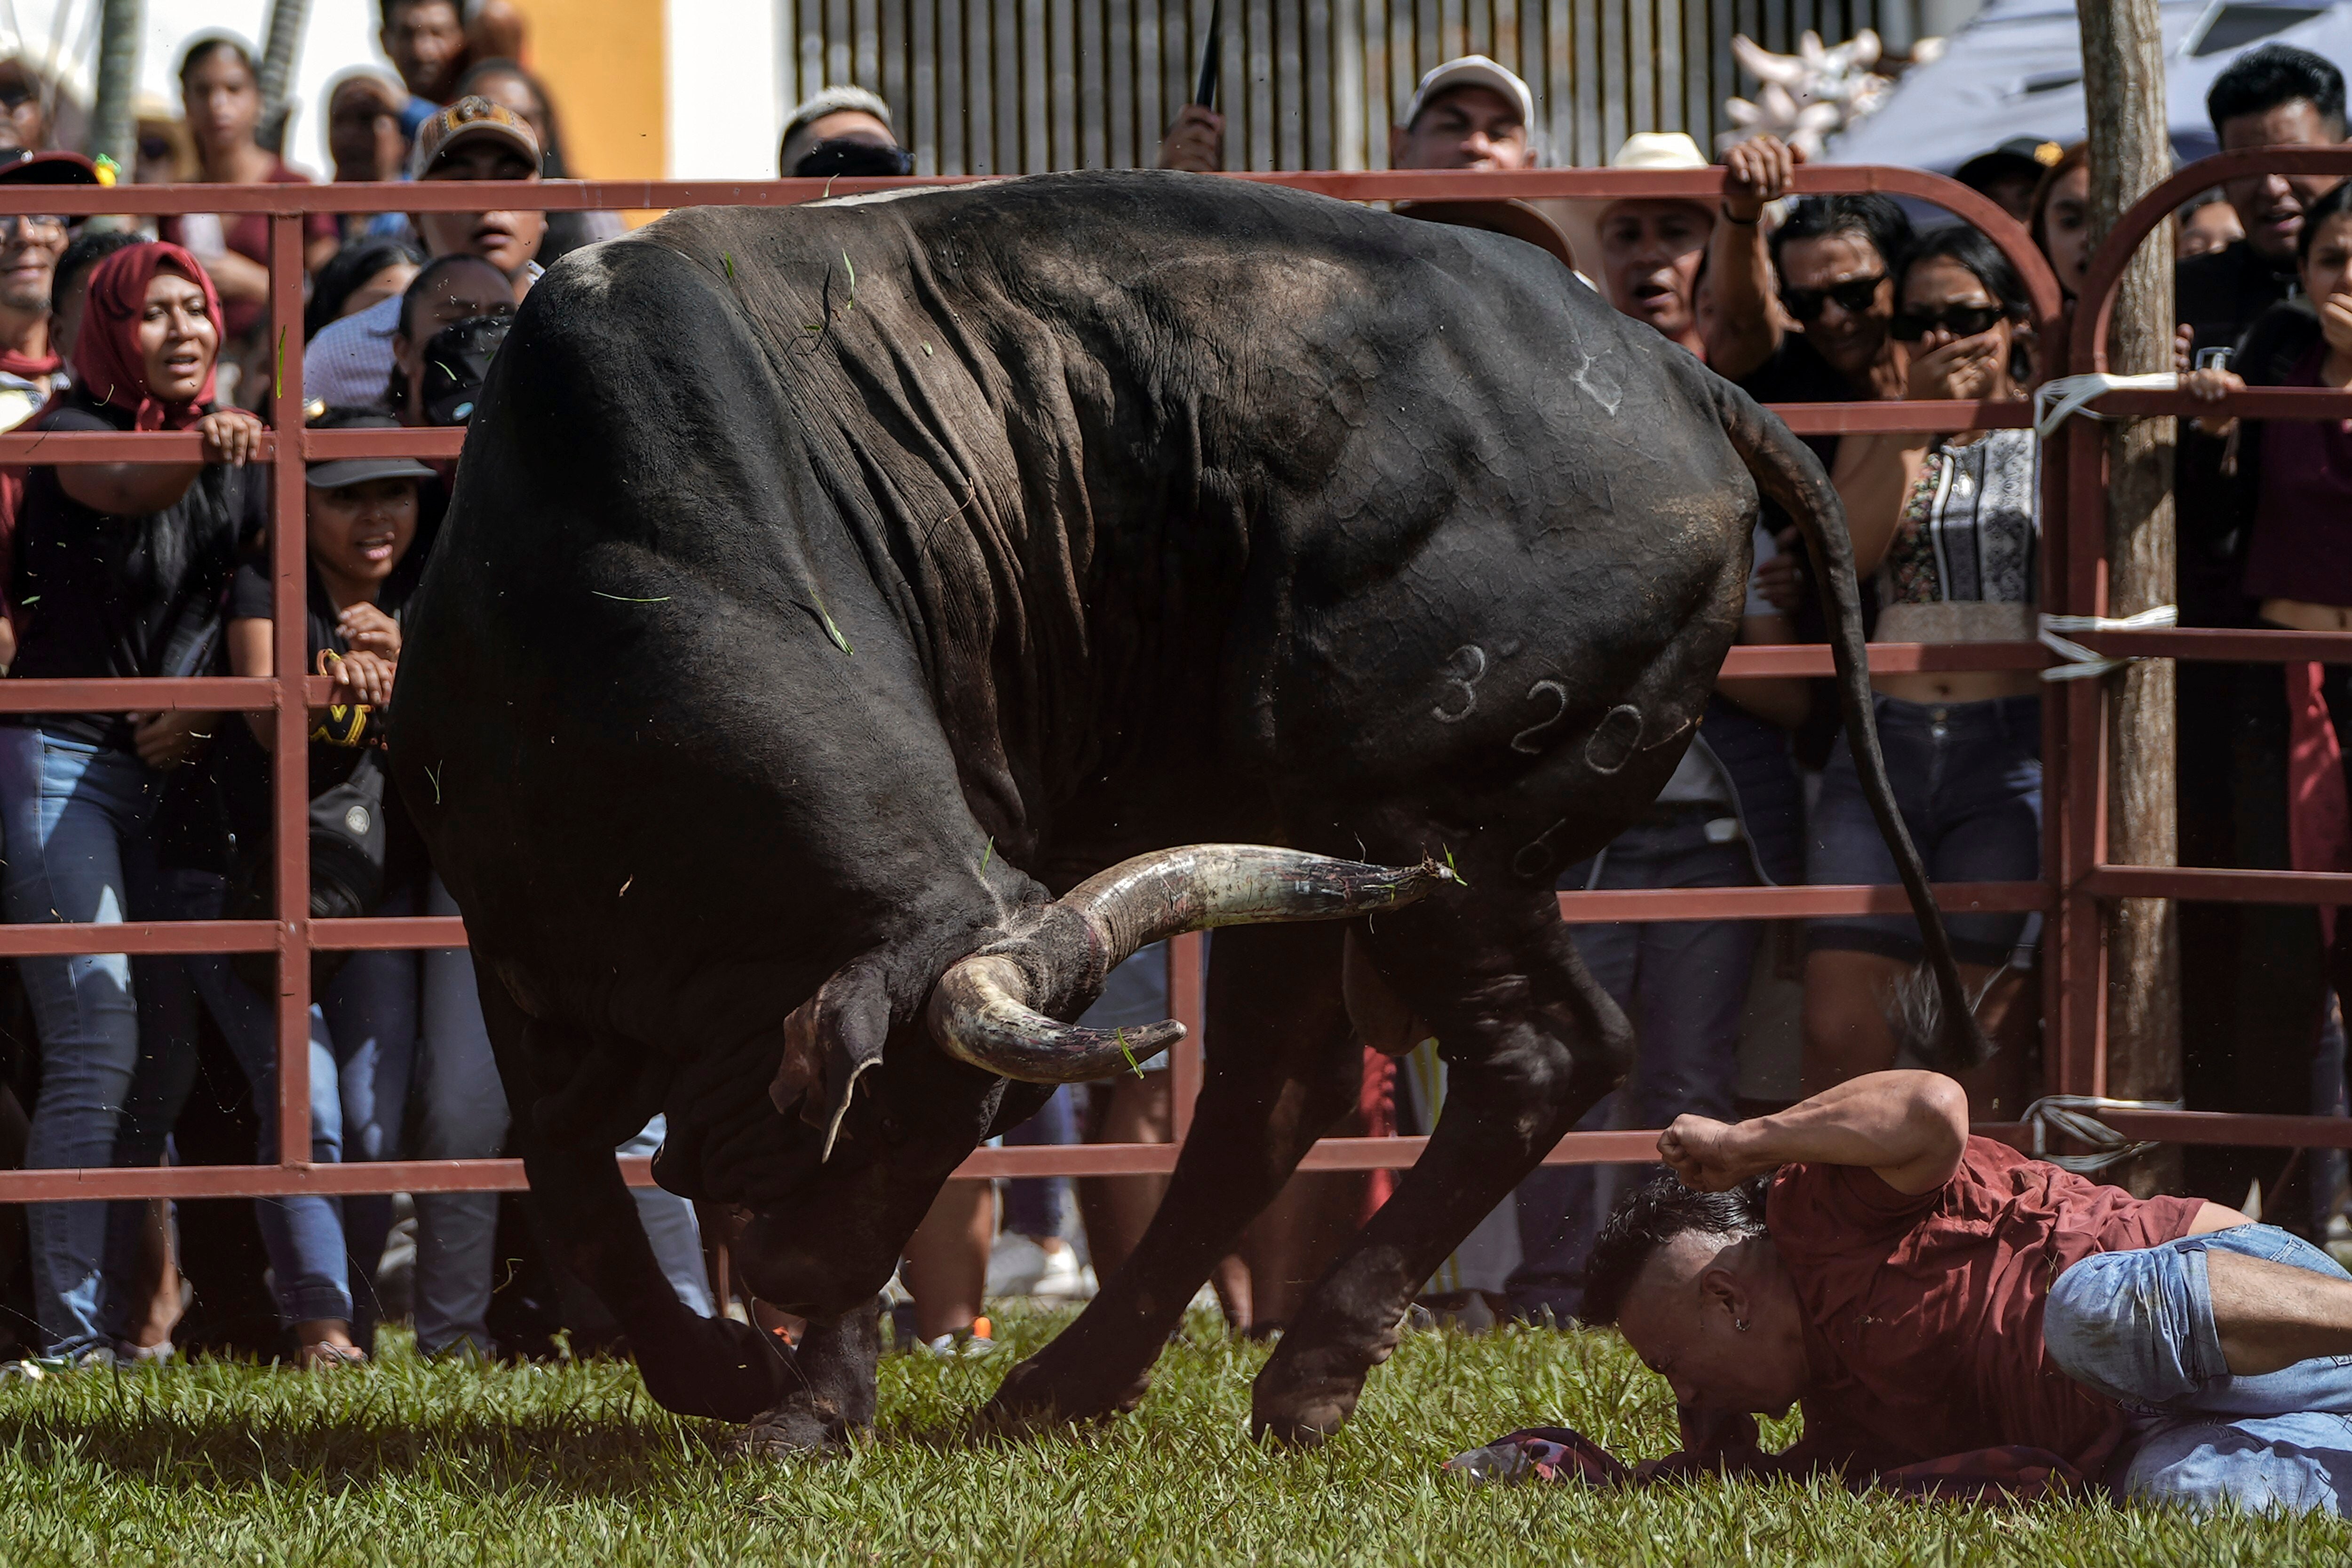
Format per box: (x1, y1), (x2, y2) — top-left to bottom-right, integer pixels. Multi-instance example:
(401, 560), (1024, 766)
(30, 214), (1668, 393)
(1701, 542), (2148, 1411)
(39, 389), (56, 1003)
(50, 228), (141, 361)
(457, 59), (568, 176)
(409, 96), (545, 276)
(1566, 132), (1716, 346)
(0, 58), (51, 152)
(1954, 136), (2065, 225)
(1770, 194), (1913, 384)
(1582, 1175), (1812, 1420)
(1390, 56), (1534, 171)
(2207, 43), (2347, 262)
(389, 252), (516, 421)
(380, 0), (469, 103)
(327, 71), (409, 183)
(178, 36), (262, 164)
(778, 86), (907, 177)
(0, 148), (101, 326)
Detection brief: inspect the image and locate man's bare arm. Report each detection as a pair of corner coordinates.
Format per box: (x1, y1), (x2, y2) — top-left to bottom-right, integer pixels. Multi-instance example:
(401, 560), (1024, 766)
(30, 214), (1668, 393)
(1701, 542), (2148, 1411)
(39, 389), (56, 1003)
(1701, 135), (1794, 382)
(1658, 1070), (1970, 1195)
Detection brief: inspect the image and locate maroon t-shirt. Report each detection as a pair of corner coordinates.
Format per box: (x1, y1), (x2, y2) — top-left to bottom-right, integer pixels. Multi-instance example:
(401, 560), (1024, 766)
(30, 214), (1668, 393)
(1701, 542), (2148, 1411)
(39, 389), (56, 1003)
(2242, 342), (2352, 606)
(1766, 1138), (2205, 1477)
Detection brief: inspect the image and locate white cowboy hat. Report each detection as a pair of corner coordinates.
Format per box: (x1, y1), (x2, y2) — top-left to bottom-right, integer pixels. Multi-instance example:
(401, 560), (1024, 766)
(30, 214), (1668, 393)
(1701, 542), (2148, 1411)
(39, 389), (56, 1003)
(1555, 132), (1721, 285)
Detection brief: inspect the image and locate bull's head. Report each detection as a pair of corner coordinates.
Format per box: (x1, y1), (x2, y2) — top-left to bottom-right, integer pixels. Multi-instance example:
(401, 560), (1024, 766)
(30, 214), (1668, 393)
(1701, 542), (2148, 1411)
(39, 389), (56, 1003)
(732, 844), (1454, 1317)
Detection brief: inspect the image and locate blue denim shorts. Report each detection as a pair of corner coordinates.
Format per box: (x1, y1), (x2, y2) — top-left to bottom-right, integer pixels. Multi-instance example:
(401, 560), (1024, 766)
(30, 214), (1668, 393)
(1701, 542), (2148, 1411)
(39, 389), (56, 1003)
(2045, 1223), (2352, 1515)
(1807, 693), (2041, 967)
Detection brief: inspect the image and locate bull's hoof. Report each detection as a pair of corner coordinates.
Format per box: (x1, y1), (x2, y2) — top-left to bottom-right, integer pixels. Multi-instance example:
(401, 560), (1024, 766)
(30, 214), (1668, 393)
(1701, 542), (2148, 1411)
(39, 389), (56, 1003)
(1248, 1384), (1360, 1448)
(721, 1397), (853, 1460)
(1250, 1338), (1380, 1447)
(981, 1349), (1151, 1433)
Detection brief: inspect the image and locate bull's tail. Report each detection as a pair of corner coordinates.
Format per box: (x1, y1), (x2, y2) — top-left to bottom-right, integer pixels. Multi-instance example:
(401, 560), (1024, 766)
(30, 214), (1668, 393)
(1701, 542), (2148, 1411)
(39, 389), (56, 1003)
(1706, 375), (1990, 1073)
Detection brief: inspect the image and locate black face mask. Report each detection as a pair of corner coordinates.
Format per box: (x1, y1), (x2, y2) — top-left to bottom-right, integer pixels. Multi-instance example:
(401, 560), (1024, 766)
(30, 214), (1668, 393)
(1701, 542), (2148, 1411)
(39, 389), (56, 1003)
(421, 314), (511, 427)
(793, 137), (914, 179)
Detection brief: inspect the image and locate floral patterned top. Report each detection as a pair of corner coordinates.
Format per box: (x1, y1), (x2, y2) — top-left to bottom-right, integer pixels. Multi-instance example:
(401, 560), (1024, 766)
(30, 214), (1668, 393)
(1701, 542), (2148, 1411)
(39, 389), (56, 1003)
(1879, 426), (2039, 607)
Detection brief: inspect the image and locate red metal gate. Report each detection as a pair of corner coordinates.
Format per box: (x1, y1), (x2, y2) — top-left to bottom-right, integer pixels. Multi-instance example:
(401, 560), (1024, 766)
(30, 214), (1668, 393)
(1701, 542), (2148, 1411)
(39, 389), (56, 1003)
(0, 157), (2339, 1218)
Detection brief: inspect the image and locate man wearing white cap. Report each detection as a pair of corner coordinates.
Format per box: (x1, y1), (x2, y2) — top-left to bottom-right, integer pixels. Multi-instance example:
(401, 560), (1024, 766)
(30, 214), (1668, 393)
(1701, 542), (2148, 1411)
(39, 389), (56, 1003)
(1159, 54), (1534, 174)
(777, 86), (913, 179)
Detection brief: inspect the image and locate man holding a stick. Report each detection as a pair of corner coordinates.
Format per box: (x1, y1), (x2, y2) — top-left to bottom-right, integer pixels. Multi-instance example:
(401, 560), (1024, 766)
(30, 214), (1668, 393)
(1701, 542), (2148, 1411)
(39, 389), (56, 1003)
(1158, 53), (1534, 175)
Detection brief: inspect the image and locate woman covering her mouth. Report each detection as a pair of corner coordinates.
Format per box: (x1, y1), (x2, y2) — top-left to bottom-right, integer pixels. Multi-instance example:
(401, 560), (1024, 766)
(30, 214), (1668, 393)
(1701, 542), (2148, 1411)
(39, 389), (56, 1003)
(0, 239), (269, 1362)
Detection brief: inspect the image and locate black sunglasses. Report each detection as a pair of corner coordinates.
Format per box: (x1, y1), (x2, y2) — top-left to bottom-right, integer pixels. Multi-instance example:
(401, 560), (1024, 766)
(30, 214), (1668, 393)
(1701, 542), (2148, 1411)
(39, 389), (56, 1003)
(1889, 304), (2010, 342)
(1779, 272), (1885, 322)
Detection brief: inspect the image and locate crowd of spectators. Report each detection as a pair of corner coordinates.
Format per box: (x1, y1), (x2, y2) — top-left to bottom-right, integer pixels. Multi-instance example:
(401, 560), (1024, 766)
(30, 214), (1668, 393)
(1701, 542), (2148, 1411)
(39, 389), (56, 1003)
(0, 16), (2343, 1370)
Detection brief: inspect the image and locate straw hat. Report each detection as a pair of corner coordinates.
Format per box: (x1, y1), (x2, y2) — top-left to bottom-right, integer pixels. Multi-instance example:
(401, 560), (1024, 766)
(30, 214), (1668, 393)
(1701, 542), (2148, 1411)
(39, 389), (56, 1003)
(1555, 132), (1720, 286)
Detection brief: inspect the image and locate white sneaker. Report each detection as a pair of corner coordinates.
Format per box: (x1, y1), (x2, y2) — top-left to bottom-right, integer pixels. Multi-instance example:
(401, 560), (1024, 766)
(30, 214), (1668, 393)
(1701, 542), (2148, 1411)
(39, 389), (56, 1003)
(985, 1233), (1049, 1297)
(1029, 1245), (1097, 1302)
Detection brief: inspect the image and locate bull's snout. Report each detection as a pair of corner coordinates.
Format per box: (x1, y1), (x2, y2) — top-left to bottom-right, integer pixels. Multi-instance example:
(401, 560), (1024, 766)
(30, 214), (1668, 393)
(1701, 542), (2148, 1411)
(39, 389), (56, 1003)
(736, 1210), (900, 1319)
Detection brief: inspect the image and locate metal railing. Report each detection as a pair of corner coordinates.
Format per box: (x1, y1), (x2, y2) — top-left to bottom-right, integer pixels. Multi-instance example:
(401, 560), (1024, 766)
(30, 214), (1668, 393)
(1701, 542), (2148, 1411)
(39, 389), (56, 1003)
(0, 158), (2342, 1223)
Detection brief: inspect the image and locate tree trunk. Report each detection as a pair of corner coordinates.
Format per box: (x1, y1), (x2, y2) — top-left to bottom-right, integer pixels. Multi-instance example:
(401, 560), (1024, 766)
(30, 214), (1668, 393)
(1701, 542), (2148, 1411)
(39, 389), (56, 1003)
(89, 0), (143, 175)
(2080, 0), (2181, 1189)
(254, 0), (314, 157)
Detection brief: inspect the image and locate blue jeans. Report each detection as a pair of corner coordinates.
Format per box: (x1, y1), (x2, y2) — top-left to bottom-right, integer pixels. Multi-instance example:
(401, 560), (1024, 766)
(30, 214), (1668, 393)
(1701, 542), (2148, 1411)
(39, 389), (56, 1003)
(412, 875), (710, 1353)
(175, 870), (417, 1329)
(1002, 1084), (1076, 1240)
(2047, 1224), (2352, 1514)
(1808, 693), (2041, 967)
(0, 729), (202, 1354)
(1508, 810), (1761, 1321)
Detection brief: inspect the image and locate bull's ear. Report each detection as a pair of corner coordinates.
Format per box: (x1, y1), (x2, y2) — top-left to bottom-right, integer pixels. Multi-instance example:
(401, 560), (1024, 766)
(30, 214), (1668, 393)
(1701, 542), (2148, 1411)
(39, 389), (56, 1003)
(772, 957), (893, 1160)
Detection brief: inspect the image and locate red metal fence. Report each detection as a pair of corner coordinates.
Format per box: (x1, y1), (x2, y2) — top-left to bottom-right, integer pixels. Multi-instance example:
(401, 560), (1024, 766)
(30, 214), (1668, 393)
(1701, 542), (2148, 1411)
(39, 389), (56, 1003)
(0, 157), (2343, 1218)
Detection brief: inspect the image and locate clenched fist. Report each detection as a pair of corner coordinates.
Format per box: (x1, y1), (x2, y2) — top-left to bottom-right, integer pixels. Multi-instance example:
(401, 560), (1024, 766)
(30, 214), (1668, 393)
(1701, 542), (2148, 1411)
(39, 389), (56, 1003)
(1657, 1114), (1763, 1193)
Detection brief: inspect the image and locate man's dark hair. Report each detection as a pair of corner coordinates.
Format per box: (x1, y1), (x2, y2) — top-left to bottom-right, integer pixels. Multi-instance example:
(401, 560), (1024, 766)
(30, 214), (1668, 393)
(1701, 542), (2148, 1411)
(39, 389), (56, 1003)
(177, 34), (257, 88)
(51, 228), (142, 315)
(1769, 193), (1914, 273)
(456, 58), (568, 176)
(380, 0), (455, 27)
(307, 237), (428, 342)
(1579, 1173), (1768, 1329)
(1898, 224), (2032, 320)
(2208, 43), (2346, 138)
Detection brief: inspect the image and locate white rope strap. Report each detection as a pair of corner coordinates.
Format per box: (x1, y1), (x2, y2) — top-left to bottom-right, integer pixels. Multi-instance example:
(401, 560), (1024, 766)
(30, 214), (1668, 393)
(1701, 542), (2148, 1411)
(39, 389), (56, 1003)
(2033, 371), (2179, 438)
(2019, 1094), (2184, 1173)
(2038, 605), (2177, 682)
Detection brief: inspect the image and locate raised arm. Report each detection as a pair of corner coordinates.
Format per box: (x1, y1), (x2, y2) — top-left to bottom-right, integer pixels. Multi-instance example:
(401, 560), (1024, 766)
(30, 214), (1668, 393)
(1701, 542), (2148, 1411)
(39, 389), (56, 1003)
(1657, 1069), (1970, 1196)
(1701, 135), (1794, 382)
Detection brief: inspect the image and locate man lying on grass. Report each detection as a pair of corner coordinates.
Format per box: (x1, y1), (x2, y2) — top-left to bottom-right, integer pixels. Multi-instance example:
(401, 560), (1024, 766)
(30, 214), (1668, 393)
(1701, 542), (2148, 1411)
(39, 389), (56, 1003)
(1571, 1070), (2352, 1513)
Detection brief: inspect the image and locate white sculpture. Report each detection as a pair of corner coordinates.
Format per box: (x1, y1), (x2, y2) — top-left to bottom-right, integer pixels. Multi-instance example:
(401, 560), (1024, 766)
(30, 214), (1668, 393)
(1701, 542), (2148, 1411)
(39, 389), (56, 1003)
(1723, 29), (1940, 159)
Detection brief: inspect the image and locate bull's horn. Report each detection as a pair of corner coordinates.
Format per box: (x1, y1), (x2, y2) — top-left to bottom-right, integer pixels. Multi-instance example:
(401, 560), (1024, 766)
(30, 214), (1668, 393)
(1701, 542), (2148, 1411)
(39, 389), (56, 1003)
(926, 845), (1458, 1083)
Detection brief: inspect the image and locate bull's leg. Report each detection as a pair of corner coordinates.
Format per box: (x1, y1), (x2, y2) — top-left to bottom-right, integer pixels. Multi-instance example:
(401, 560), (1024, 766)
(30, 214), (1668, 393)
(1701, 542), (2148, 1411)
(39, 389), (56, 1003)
(985, 920), (1360, 1424)
(724, 1304), (882, 1456)
(477, 984), (800, 1426)
(1249, 879), (1627, 1445)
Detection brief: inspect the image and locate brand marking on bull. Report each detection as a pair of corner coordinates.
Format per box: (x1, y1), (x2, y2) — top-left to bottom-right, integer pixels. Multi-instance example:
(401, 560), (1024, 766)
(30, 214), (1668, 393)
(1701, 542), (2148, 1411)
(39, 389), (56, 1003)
(1430, 645), (1487, 723)
(1510, 680), (1570, 755)
(1573, 350), (1623, 416)
(1582, 704), (1644, 774)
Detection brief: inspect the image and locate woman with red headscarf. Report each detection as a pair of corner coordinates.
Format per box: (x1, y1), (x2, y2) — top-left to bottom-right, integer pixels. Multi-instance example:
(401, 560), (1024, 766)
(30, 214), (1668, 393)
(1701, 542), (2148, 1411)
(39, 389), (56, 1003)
(1, 241), (266, 1363)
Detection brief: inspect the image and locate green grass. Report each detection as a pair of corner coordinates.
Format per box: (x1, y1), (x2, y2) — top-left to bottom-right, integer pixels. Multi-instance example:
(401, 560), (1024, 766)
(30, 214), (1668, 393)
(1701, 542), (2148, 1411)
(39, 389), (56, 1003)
(1, 1306), (2345, 1566)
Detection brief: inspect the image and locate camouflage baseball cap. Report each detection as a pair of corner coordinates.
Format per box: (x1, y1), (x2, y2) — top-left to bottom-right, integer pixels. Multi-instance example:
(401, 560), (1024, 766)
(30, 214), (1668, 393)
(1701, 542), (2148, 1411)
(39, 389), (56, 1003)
(409, 95), (541, 180)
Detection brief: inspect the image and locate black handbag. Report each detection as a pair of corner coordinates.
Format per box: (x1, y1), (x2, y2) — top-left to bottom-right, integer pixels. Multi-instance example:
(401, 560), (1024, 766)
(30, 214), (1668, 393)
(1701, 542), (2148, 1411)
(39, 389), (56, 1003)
(227, 748), (389, 997)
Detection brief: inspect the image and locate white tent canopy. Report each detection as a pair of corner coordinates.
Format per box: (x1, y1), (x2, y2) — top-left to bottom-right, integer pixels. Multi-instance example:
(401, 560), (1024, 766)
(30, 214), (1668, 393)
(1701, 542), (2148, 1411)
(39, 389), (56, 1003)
(1831, 0), (2352, 175)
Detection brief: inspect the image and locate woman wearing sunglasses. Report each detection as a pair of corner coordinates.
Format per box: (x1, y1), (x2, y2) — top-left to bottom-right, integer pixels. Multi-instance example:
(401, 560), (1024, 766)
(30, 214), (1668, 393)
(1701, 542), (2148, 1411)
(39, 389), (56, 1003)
(1799, 227), (2041, 1106)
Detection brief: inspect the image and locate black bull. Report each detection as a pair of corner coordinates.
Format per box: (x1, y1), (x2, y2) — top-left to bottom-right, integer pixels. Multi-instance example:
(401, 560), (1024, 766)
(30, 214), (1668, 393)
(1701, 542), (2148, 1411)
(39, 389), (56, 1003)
(389, 171), (1980, 1447)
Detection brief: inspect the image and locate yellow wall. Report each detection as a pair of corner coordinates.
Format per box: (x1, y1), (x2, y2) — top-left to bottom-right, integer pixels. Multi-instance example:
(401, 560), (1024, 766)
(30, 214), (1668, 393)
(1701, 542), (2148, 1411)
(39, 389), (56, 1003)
(505, 0), (666, 183)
